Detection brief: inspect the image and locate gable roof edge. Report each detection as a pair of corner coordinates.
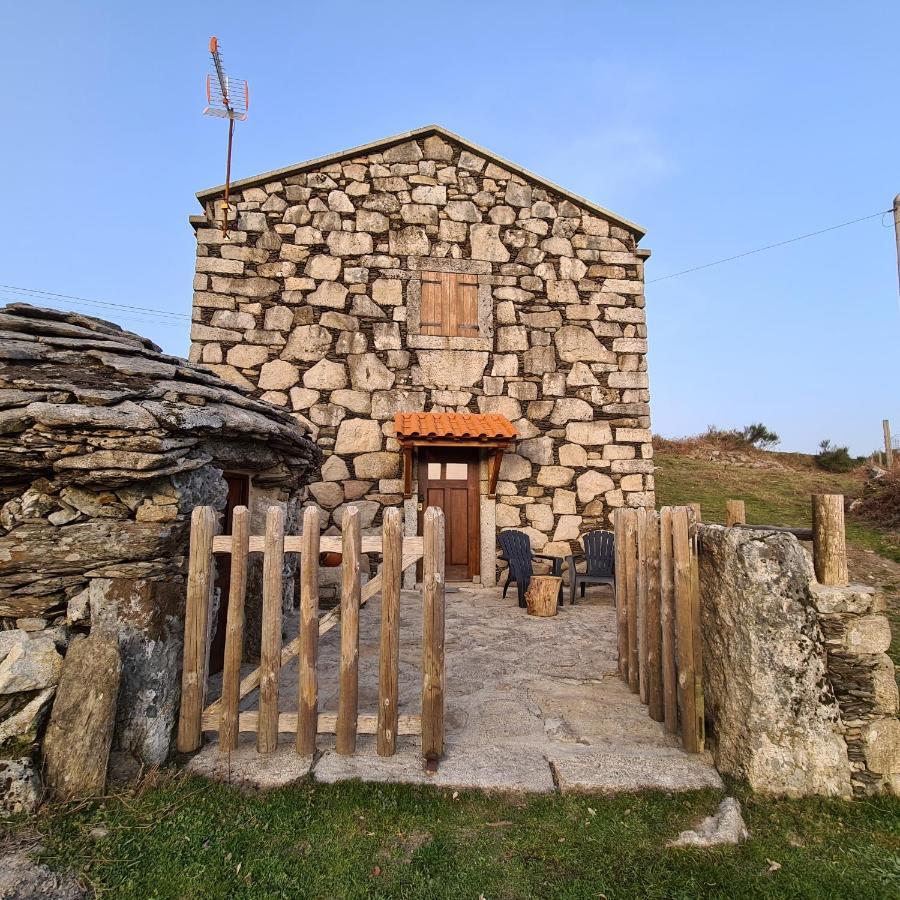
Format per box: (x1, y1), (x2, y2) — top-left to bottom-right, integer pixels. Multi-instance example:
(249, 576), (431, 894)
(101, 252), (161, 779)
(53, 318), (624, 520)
(195, 125), (646, 240)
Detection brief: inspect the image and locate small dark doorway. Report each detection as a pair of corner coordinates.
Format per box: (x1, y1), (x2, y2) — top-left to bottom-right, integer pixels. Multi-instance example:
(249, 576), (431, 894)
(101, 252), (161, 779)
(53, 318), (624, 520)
(418, 448), (480, 581)
(209, 472), (250, 675)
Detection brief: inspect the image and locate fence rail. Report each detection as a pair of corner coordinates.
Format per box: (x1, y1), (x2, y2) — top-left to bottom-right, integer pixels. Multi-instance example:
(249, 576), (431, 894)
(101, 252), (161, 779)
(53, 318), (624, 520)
(177, 503), (445, 766)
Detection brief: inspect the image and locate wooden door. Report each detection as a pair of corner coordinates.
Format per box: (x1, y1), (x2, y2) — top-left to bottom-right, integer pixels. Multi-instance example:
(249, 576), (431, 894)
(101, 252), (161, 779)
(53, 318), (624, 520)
(209, 473), (250, 675)
(418, 449), (480, 581)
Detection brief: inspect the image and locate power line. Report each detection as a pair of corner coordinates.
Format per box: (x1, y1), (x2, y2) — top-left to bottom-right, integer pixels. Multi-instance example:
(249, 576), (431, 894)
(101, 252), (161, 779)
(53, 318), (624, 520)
(0, 283), (190, 321)
(647, 209), (891, 284)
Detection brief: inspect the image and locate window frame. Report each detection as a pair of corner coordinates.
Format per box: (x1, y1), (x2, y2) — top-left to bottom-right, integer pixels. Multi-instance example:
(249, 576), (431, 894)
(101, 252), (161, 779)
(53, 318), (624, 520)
(405, 257), (494, 351)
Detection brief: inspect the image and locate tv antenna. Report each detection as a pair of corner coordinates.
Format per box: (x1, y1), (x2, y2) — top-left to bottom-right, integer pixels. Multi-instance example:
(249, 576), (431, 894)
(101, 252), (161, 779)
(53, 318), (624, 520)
(203, 37), (249, 238)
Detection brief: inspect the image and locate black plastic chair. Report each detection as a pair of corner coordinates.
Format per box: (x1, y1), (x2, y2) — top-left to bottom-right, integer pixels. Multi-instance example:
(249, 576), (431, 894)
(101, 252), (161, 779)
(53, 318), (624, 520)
(566, 530), (615, 605)
(498, 530), (563, 608)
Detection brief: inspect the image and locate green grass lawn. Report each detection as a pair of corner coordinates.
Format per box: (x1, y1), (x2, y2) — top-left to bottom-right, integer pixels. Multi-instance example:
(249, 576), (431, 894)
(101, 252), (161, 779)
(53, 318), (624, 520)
(7, 774), (899, 899)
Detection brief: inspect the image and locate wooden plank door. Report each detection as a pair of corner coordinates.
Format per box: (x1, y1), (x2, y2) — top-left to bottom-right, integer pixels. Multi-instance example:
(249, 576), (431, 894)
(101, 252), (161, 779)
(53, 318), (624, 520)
(419, 450), (480, 581)
(209, 473), (250, 674)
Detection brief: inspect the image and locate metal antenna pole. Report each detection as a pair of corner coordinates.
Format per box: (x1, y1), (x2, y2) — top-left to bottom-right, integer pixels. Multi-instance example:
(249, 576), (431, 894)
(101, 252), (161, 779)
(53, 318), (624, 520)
(203, 37), (249, 238)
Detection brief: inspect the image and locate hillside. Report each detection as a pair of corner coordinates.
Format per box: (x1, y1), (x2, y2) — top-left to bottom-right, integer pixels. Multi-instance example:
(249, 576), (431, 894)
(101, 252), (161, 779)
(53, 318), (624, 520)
(653, 443), (900, 678)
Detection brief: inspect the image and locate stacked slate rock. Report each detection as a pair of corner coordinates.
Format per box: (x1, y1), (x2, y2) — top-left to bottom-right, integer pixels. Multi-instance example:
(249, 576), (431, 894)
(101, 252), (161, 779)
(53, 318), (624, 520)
(0, 304), (320, 811)
(811, 582), (900, 796)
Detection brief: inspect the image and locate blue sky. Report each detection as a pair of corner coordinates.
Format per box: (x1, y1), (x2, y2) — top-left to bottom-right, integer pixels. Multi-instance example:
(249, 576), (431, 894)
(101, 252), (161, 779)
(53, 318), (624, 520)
(1, 2), (897, 455)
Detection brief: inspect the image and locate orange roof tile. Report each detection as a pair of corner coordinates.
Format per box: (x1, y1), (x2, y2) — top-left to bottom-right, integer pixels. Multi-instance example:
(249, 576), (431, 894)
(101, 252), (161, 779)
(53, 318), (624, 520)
(394, 412), (518, 442)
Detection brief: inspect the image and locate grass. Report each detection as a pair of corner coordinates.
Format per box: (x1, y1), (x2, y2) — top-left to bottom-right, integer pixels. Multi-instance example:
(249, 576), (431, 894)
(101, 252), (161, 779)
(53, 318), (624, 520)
(5, 774), (899, 899)
(653, 453), (900, 563)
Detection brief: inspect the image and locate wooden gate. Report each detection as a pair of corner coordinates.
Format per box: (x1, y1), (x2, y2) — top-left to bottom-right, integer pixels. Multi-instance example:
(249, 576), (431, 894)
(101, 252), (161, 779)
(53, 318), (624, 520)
(176, 504), (446, 766)
(613, 506), (704, 753)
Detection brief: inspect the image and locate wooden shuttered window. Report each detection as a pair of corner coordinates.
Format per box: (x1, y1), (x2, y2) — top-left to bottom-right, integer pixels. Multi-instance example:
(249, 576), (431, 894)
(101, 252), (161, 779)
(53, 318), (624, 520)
(420, 272), (479, 337)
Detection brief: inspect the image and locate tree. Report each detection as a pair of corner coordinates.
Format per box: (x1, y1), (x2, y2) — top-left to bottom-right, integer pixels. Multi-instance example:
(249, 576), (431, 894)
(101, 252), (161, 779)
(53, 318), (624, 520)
(741, 423), (780, 450)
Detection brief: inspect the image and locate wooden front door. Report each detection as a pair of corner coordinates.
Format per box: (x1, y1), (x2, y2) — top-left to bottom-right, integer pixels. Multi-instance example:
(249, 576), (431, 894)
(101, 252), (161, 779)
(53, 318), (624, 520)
(418, 448), (480, 581)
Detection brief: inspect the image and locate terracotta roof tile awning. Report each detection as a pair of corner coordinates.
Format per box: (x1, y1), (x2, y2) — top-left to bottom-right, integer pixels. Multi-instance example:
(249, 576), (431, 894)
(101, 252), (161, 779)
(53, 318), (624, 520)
(394, 412), (517, 499)
(394, 412), (518, 443)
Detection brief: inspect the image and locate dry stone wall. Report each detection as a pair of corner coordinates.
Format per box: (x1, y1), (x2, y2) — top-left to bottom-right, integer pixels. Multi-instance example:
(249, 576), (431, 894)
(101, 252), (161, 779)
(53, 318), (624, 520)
(190, 130), (654, 571)
(0, 305), (319, 811)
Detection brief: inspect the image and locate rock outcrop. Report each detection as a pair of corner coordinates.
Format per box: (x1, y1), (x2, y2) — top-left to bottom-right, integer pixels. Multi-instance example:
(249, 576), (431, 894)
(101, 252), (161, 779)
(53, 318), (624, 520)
(699, 525), (852, 797)
(699, 525), (899, 797)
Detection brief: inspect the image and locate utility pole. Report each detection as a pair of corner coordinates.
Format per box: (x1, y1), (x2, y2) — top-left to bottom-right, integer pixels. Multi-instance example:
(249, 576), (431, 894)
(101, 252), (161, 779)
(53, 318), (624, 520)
(894, 194), (900, 295)
(885, 419), (894, 469)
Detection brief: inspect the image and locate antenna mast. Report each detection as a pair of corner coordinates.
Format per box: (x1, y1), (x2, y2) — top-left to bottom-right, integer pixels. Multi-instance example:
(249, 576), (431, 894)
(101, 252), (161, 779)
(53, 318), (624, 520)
(203, 37), (249, 238)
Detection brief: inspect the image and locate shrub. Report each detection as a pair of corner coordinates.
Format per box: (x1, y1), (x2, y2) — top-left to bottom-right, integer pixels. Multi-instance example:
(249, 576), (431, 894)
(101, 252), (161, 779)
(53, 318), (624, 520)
(741, 422), (780, 449)
(816, 439), (856, 473)
(852, 471), (900, 528)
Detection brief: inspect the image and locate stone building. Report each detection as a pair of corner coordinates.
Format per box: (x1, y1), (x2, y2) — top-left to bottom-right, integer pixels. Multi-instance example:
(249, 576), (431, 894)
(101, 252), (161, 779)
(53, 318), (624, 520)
(189, 125), (653, 585)
(0, 304), (319, 809)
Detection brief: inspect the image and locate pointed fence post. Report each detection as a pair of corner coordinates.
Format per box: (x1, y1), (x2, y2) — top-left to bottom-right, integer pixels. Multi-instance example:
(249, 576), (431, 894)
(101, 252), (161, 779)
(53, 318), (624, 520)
(177, 505), (217, 753)
(296, 505), (320, 756)
(422, 507), (446, 763)
(624, 510), (640, 693)
(377, 507), (403, 757)
(336, 506), (361, 756)
(644, 510), (663, 722)
(257, 505), (285, 754)
(659, 507), (678, 734)
(672, 507), (700, 753)
(219, 505), (249, 753)
(613, 509), (629, 681)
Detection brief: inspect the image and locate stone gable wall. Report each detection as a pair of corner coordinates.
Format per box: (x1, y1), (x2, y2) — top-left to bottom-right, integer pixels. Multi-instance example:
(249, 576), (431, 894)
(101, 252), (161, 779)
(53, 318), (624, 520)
(190, 133), (654, 572)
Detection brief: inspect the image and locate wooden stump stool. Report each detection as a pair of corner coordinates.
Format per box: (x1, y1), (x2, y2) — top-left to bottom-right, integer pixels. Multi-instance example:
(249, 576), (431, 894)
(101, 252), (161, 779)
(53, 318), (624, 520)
(525, 575), (561, 617)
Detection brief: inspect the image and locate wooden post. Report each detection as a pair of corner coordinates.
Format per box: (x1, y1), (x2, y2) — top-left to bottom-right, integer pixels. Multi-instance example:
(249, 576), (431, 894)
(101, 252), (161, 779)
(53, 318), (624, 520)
(635, 508), (648, 704)
(672, 507), (700, 753)
(689, 520), (705, 752)
(377, 506), (403, 756)
(688, 503), (701, 522)
(659, 507), (678, 734)
(644, 510), (663, 722)
(422, 506), (445, 762)
(725, 499), (746, 526)
(219, 505), (249, 753)
(613, 509), (629, 680)
(177, 505), (216, 753)
(624, 509), (639, 694)
(296, 506), (320, 756)
(884, 419), (893, 469)
(335, 506), (361, 755)
(257, 505), (285, 754)
(812, 494), (848, 586)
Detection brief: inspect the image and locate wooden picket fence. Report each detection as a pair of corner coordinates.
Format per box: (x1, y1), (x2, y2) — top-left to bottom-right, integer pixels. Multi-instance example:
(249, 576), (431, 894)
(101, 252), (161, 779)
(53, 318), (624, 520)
(176, 504), (446, 765)
(612, 506), (704, 753)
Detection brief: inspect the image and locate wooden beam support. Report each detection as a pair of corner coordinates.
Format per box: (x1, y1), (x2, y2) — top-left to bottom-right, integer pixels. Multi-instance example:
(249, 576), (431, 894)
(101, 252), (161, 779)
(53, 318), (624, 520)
(488, 446), (505, 498)
(402, 446), (413, 499)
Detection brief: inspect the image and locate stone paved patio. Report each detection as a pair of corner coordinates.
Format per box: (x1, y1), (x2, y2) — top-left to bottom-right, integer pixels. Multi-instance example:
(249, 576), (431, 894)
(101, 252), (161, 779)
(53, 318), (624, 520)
(190, 583), (721, 794)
